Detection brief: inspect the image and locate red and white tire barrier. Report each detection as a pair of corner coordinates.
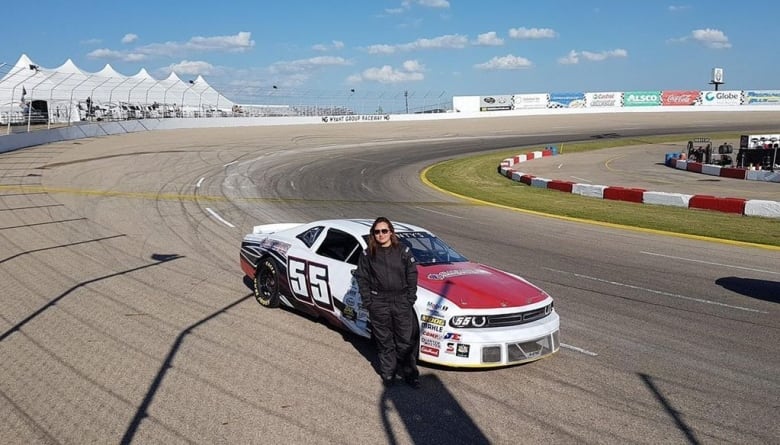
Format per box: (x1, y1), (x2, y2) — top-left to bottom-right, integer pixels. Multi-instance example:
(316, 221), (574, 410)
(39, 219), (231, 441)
(498, 150), (780, 219)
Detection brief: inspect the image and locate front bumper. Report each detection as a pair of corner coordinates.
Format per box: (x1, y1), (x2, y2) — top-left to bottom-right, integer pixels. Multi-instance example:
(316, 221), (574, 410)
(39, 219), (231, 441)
(418, 311), (560, 368)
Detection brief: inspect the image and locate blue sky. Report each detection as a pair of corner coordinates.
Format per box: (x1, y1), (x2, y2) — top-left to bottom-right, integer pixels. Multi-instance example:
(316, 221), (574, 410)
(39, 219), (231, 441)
(3, 1), (778, 104)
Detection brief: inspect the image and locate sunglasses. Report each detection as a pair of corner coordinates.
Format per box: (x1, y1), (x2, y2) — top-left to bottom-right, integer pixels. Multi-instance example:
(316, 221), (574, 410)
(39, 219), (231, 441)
(373, 228), (390, 235)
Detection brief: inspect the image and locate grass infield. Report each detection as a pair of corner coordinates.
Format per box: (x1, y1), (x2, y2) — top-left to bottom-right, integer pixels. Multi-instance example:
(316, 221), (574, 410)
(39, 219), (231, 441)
(423, 133), (780, 248)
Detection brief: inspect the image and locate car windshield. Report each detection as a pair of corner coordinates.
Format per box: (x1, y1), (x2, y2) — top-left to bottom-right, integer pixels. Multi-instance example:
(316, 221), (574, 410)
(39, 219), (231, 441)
(396, 231), (468, 265)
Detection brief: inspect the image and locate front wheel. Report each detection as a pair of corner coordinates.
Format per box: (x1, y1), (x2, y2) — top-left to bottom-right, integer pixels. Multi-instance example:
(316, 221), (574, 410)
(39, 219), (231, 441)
(254, 258), (280, 308)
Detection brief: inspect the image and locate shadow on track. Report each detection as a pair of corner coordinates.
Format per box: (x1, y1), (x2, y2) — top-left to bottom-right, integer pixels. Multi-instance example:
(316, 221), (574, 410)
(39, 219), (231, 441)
(0, 251), (181, 342)
(715, 277), (779, 304)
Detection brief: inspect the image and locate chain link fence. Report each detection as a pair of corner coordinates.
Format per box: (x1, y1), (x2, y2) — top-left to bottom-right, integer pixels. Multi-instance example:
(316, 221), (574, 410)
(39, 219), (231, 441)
(0, 61), (452, 135)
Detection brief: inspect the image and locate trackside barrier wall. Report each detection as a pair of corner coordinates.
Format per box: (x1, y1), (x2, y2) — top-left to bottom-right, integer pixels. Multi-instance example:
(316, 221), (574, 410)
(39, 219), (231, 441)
(671, 156), (778, 183)
(499, 147), (780, 218)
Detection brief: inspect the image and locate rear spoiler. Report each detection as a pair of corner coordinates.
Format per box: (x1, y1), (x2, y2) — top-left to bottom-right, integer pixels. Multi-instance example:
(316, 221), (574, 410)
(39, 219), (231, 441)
(252, 223), (304, 235)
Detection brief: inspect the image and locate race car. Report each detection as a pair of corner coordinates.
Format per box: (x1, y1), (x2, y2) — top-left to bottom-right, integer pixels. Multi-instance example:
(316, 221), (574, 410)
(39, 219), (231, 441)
(240, 219), (559, 368)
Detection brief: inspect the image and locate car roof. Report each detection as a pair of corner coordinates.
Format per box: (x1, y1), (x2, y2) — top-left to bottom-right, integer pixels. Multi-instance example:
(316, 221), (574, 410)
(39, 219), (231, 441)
(310, 219), (432, 237)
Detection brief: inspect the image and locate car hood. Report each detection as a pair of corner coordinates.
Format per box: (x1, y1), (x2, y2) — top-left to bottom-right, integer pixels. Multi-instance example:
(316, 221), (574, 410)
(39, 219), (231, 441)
(417, 262), (548, 309)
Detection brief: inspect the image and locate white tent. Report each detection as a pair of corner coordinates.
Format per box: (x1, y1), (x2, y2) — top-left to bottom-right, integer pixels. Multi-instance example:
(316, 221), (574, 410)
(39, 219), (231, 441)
(0, 54), (234, 125)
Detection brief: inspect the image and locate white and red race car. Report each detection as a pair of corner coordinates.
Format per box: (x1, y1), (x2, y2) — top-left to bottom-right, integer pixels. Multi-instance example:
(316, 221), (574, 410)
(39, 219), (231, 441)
(240, 219), (559, 368)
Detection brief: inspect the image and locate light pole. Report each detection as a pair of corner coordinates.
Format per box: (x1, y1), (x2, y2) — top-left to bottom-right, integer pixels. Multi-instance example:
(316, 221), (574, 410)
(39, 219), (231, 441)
(67, 74), (96, 126)
(48, 72), (75, 129)
(107, 77), (133, 120)
(144, 79), (163, 117)
(181, 80), (195, 117)
(404, 90), (409, 114)
(6, 65), (38, 135)
(27, 69), (59, 132)
(88, 76), (112, 122)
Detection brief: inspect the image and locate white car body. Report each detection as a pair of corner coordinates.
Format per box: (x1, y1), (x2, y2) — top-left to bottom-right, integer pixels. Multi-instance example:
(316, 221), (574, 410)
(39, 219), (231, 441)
(240, 219), (559, 368)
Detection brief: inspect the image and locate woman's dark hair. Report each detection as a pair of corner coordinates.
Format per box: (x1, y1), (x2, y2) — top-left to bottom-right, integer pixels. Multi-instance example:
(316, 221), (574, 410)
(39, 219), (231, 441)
(368, 216), (399, 256)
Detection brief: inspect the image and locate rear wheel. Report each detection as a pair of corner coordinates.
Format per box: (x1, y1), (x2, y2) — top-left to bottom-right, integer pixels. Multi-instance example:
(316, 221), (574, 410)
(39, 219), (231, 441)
(254, 258), (280, 308)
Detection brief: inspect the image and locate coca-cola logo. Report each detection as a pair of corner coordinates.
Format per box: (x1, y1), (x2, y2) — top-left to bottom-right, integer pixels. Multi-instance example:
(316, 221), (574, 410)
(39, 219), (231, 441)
(666, 94), (694, 103)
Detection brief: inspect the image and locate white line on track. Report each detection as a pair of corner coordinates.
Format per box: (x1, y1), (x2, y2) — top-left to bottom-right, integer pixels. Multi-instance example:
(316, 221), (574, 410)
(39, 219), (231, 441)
(570, 176), (591, 183)
(290, 181), (296, 191)
(206, 208), (235, 228)
(544, 267), (767, 314)
(557, 163), (563, 169)
(561, 343), (598, 356)
(640, 251), (780, 276)
(223, 161), (237, 167)
(413, 206), (465, 219)
(195, 177), (205, 188)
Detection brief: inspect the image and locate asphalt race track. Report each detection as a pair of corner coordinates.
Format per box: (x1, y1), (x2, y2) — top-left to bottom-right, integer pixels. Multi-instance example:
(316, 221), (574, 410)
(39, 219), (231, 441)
(1, 112), (778, 444)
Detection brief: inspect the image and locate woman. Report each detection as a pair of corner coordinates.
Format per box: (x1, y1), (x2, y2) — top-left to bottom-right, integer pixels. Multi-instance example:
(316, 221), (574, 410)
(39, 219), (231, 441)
(355, 217), (420, 388)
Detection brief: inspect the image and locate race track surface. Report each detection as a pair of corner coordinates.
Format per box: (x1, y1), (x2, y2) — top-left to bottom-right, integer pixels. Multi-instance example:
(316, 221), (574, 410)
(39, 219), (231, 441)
(1, 112), (779, 444)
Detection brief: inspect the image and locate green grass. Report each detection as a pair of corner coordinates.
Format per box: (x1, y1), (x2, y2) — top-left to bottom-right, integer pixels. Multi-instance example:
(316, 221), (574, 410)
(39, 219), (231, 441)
(424, 133), (780, 248)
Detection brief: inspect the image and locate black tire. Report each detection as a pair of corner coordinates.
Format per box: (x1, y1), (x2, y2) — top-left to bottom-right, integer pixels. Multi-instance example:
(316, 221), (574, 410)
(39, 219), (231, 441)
(254, 257), (280, 308)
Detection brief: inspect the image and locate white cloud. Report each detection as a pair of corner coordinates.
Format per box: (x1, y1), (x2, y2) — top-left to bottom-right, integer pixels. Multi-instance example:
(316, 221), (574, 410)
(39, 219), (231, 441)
(557, 48), (627, 64)
(121, 33), (138, 44)
(312, 40), (345, 52)
(668, 5), (691, 12)
(474, 32), (504, 46)
(474, 54), (533, 70)
(690, 28), (731, 49)
(508, 27), (558, 39)
(349, 59), (425, 83)
(367, 34), (468, 54)
(86, 32), (255, 62)
(164, 60), (214, 75)
(270, 56), (351, 74)
(86, 48), (148, 62)
(418, 0), (450, 8)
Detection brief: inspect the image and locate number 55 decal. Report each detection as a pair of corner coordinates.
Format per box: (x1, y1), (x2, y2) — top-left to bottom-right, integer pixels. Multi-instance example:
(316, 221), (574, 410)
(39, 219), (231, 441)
(288, 257), (334, 312)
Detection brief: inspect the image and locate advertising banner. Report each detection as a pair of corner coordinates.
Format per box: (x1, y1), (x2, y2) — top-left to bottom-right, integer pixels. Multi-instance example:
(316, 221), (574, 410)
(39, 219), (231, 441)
(698, 90), (743, 106)
(479, 95), (513, 111)
(512, 93), (549, 109)
(585, 92), (621, 107)
(661, 90), (699, 106)
(743, 90), (780, 105)
(623, 91), (662, 107)
(321, 114), (391, 123)
(548, 92), (585, 108)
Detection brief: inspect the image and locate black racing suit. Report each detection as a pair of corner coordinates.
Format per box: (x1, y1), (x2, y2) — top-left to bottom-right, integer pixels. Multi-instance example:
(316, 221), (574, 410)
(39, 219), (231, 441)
(355, 243), (419, 381)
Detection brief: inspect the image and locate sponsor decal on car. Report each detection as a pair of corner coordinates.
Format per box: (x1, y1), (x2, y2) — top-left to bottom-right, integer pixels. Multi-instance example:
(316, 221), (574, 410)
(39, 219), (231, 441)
(421, 322), (443, 333)
(422, 330), (443, 340)
(426, 301), (449, 312)
(420, 314), (445, 326)
(443, 332), (461, 341)
(427, 269), (491, 281)
(420, 345), (440, 357)
(259, 238), (291, 256)
(456, 344), (470, 358)
(446, 342), (455, 354)
(420, 337), (441, 348)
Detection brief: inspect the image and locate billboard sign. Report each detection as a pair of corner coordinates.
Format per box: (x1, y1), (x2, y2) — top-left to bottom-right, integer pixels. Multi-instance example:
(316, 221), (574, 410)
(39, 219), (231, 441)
(661, 90), (699, 106)
(585, 92), (621, 107)
(479, 95), (513, 111)
(743, 90), (780, 105)
(512, 93), (549, 109)
(548, 92), (586, 108)
(699, 90), (742, 106)
(623, 91), (662, 107)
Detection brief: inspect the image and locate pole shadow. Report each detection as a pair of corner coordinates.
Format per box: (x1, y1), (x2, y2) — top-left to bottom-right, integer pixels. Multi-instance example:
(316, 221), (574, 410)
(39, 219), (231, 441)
(715, 277), (779, 303)
(0, 252), (182, 342)
(120, 292), (253, 445)
(639, 373), (700, 445)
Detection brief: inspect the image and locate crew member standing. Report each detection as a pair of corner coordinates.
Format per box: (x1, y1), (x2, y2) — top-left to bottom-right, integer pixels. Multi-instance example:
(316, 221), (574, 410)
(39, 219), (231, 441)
(356, 217), (420, 388)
